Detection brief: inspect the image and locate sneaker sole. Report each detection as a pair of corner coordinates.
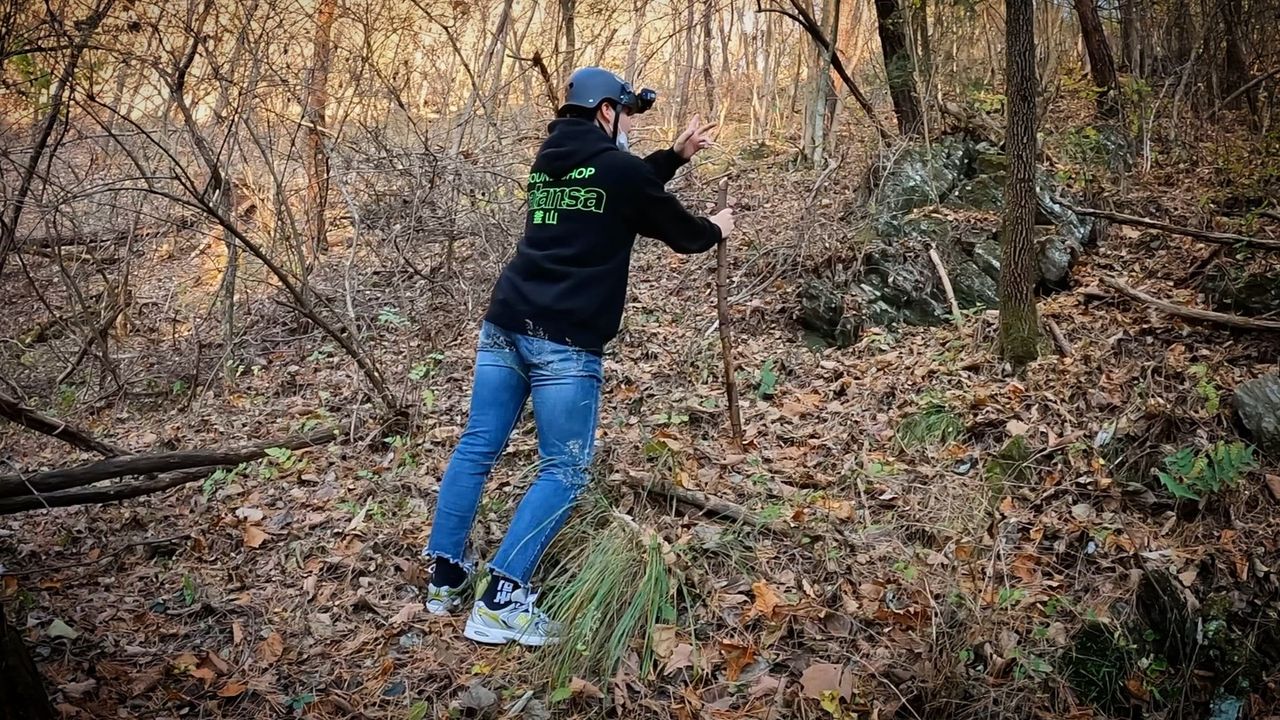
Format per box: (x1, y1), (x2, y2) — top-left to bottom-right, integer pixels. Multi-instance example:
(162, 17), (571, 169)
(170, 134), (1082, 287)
(424, 602), (461, 617)
(462, 618), (558, 647)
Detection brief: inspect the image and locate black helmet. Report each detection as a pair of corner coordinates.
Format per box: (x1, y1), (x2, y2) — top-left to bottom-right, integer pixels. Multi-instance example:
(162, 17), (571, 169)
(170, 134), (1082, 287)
(559, 67), (656, 117)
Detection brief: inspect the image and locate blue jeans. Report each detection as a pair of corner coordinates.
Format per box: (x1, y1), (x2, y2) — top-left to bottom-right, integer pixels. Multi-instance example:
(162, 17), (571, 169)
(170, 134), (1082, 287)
(425, 322), (603, 585)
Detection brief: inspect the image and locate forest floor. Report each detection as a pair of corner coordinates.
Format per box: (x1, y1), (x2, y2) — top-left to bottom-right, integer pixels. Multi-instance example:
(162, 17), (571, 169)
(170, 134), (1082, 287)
(3, 103), (1280, 720)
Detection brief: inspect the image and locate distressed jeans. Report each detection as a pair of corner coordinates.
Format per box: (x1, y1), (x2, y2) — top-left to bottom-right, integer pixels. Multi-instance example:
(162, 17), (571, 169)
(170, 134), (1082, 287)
(425, 322), (603, 585)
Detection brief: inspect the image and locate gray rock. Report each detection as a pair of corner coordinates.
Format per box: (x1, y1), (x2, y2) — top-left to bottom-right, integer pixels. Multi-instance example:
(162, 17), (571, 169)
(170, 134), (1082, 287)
(1235, 373), (1280, 454)
(797, 280), (861, 348)
(876, 135), (974, 216)
(834, 134), (1091, 329)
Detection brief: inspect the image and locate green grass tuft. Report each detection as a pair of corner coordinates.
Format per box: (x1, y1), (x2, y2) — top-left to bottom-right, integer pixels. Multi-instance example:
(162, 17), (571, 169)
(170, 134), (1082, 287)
(896, 398), (965, 450)
(536, 501), (680, 689)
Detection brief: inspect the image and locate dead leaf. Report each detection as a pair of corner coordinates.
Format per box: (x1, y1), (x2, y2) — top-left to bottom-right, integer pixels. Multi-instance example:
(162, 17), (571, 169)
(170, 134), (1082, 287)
(1177, 567), (1198, 587)
(235, 507), (264, 522)
(231, 621), (244, 645)
(814, 497), (856, 520)
(1010, 554), (1040, 584)
(1124, 675), (1151, 702)
(206, 650), (231, 674)
(129, 666), (165, 696)
(748, 673), (783, 698)
(217, 681), (247, 698)
(651, 624), (677, 659)
(1005, 420), (1031, 437)
(243, 526), (268, 549)
(569, 677), (604, 699)
(800, 662), (854, 700)
(256, 631), (283, 665)
(747, 580), (784, 621)
(46, 618), (79, 640)
(190, 667), (216, 686)
(392, 602), (423, 625)
(58, 679), (97, 698)
(720, 641), (755, 682)
(1267, 474), (1280, 501)
(665, 643), (694, 675)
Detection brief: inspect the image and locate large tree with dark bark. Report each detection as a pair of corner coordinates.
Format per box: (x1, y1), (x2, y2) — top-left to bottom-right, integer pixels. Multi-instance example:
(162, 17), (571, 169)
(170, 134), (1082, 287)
(1072, 0), (1119, 116)
(873, 0), (923, 136)
(998, 0), (1041, 368)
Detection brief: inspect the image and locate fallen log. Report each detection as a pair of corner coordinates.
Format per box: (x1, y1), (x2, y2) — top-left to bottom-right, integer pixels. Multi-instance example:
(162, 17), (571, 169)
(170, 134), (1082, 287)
(1101, 276), (1280, 332)
(0, 390), (126, 458)
(619, 471), (805, 539)
(1058, 200), (1280, 252)
(0, 429), (337, 501)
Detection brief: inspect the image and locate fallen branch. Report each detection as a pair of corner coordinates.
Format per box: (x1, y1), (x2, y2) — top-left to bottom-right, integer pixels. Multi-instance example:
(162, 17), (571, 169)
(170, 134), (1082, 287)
(1058, 200), (1280, 252)
(1043, 317), (1072, 357)
(1101, 276), (1280, 331)
(0, 429), (337, 499)
(620, 472), (804, 539)
(1211, 66), (1280, 116)
(0, 390), (126, 458)
(713, 179), (744, 451)
(0, 467), (208, 515)
(928, 246), (962, 328)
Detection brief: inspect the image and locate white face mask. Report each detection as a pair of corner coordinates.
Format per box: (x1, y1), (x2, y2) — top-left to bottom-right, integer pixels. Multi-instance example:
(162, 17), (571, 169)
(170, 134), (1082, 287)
(615, 130), (630, 152)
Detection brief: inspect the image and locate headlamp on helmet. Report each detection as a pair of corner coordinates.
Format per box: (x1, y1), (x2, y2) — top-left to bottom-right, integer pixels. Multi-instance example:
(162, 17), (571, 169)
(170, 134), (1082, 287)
(619, 85), (657, 114)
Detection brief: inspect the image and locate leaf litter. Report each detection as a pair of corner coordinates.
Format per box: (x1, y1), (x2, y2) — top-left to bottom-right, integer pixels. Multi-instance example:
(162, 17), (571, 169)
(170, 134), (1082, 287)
(1, 113), (1278, 719)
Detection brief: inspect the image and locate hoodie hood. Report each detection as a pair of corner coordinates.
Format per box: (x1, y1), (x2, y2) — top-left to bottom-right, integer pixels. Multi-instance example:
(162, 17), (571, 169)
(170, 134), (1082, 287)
(533, 118), (620, 177)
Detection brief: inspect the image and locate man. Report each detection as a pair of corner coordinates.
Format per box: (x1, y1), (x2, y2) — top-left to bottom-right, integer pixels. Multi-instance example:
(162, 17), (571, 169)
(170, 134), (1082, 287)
(422, 67), (734, 646)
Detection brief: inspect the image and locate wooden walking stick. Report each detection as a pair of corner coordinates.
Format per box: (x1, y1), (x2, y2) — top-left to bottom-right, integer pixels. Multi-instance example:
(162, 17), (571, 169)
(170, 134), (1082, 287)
(713, 178), (744, 451)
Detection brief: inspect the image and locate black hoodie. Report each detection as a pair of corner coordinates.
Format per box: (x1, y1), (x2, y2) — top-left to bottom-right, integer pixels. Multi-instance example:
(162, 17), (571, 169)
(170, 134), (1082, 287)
(484, 118), (722, 354)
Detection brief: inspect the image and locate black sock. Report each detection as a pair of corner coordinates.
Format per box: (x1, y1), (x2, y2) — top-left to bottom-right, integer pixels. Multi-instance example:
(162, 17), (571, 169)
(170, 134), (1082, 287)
(429, 558), (467, 588)
(479, 574), (520, 610)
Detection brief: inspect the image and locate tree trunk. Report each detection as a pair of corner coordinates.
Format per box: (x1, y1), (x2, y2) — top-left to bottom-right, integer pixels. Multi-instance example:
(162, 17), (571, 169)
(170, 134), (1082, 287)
(303, 0), (337, 256)
(702, 0), (716, 113)
(913, 0), (933, 100)
(1072, 0), (1119, 116)
(1169, 0), (1194, 67)
(677, 0), (695, 118)
(1220, 0), (1257, 118)
(0, 605), (55, 720)
(999, 0), (1041, 369)
(625, 0), (648, 82)
(1118, 0), (1140, 74)
(560, 0), (576, 81)
(874, 0), (924, 135)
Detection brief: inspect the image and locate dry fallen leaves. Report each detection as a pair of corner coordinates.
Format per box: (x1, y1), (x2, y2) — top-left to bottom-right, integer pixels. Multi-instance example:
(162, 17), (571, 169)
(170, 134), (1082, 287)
(217, 681), (248, 698)
(720, 641), (755, 682)
(664, 643), (695, 675)
(746, 580), (784, 621)
(392, 602), (423, 625)
(243, 525), (269, 549)
(256, 631), (284, 665)
(651, 624), (677, 659)
(569, 677), (605, 700)
(800, 662), (855, 700)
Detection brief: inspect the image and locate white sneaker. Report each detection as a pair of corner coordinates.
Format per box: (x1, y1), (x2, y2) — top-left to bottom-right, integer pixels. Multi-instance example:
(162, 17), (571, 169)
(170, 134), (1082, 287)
(424, 580), (469, 616)
(463, 587), (561, 646)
